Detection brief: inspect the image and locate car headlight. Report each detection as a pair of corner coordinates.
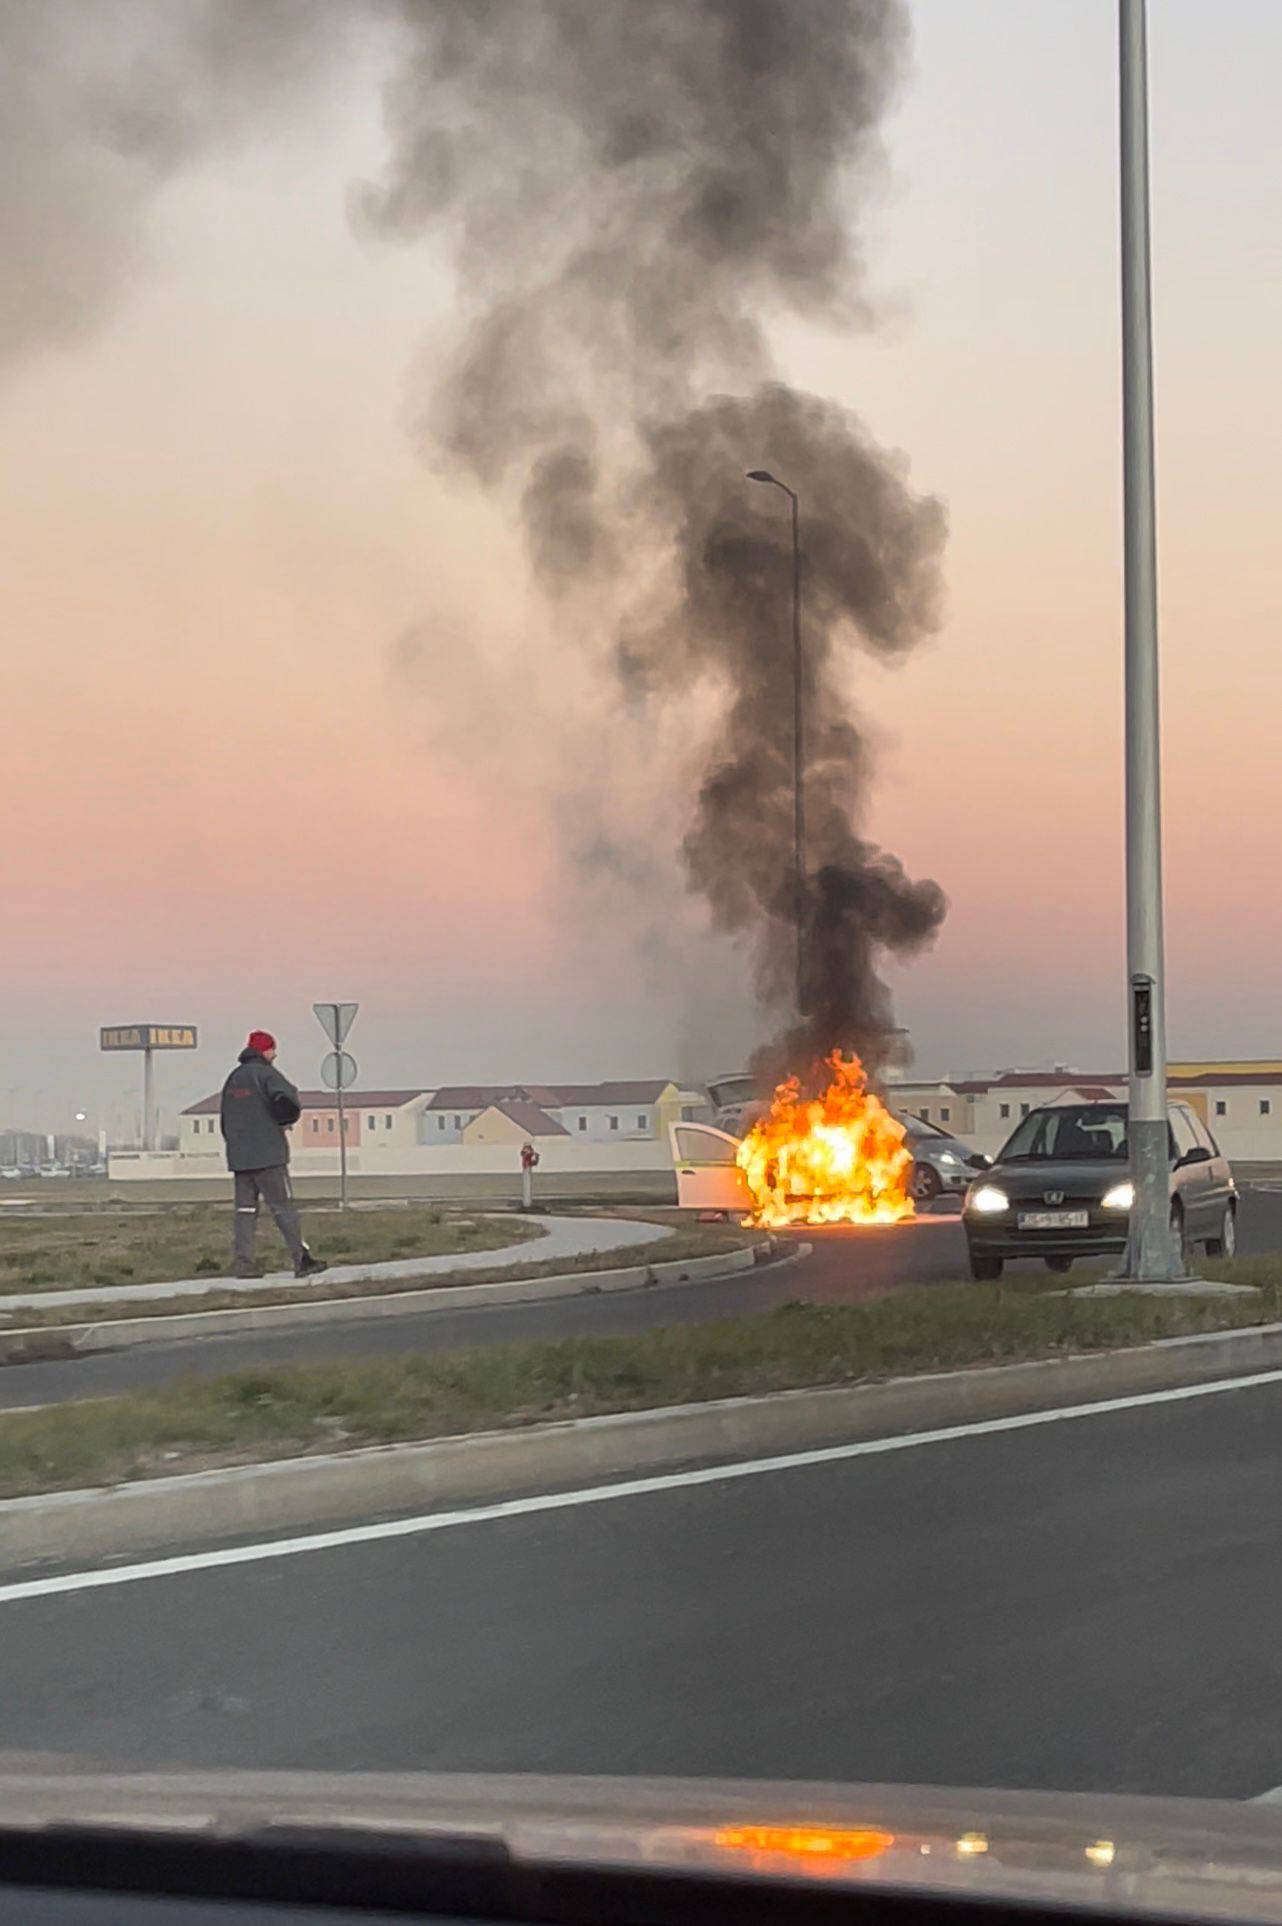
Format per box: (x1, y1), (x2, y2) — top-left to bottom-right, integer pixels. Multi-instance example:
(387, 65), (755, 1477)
(1101, 1181), (1134, 1210)
(969, 1184), (1009, 1214)
(938, 1151), (961, 1167)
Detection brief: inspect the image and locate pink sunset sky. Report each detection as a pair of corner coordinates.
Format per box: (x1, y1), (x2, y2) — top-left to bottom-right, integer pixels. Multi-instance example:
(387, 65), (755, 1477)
(1, 0), (1279, 1135)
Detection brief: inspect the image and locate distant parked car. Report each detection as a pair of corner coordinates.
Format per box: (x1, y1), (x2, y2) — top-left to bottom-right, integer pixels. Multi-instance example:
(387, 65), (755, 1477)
(894, 1113), (989, 1202)
(0, 1167), (20, 1181)
(962, 1099), (1236, 1279)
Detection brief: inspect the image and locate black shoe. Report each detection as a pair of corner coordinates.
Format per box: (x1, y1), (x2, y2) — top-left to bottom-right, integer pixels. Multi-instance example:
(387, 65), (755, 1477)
(294, 1252), (328, 1279)
(232, 1261), (263, 1279)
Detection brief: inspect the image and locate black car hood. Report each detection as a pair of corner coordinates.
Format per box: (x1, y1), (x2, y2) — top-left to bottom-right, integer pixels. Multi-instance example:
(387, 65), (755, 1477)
(983, 1157), (1136, 1198)
(2, 1771), (1282, 1920)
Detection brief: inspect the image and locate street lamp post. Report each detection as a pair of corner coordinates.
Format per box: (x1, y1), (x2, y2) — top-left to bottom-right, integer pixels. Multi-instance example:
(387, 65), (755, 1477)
(1118, 0), (1181, 1278)
(747, 469), (805, 1014)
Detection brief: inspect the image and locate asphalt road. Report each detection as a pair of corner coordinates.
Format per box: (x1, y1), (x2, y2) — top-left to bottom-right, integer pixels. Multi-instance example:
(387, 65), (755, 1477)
(4, 1369), (1282, 1798)
(3, 1188), (1281, 1412)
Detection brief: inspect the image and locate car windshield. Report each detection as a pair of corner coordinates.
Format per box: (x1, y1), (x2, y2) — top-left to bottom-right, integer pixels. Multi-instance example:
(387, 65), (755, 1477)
(6, 0), (1275, 1890)
(999, 1104), (1129, 1162)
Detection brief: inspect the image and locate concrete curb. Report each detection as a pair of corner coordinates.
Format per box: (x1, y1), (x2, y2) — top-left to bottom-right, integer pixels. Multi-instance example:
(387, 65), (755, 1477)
(4, 1312), (1282, 1570)
(0, 1244), (767, 1366)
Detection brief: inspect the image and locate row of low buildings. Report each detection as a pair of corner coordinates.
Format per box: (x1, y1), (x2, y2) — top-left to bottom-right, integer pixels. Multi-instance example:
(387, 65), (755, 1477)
(887, 1060), (1282, 1164)
(115, 1057), (1282, 1184)
(119, 1077), (711, 1183)
(179, 1078), (703, 1153)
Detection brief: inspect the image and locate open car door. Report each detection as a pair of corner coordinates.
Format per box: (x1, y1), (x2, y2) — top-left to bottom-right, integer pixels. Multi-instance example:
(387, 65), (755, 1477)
(669, 1122), (754, 1213)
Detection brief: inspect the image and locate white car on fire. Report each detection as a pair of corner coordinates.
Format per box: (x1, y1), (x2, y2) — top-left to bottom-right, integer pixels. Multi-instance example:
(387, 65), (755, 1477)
(670, 1113), (982, 1213)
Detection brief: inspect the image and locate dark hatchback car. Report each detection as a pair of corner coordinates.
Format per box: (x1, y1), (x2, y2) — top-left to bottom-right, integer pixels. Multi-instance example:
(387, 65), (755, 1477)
(962, 1099), (1236, 1279)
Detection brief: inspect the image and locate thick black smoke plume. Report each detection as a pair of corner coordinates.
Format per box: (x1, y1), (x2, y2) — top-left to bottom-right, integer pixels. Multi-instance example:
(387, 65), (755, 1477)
(5, 0), (946, 1087)
(364, 0), (948, 1085)
(627, 384), (945, 1082)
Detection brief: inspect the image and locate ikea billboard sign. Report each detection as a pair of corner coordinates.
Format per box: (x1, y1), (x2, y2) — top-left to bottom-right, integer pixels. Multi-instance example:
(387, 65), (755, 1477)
(100, 1025), (198, 1051)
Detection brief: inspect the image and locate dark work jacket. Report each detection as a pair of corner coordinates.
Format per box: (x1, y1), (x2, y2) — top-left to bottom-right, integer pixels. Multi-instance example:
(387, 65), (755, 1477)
(219, 1050), (302, 1172)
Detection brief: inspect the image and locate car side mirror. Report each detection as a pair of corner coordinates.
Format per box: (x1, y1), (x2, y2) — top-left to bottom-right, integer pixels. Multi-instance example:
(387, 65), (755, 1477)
(1179, 1145), (1211, 1167)
(968, 1153), (992, 1170)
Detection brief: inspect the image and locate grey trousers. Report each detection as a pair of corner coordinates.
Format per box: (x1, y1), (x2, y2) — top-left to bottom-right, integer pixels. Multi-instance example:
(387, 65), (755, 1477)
(233, 1164), (305, 1265)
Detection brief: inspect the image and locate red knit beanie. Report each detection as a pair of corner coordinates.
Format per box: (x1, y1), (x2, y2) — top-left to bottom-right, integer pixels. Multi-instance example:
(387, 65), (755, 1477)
(247, 1030), (276, 1055)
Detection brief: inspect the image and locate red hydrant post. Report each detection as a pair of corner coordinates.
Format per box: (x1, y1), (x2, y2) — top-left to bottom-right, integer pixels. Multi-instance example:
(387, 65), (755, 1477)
(520, 1140), (540, 1211)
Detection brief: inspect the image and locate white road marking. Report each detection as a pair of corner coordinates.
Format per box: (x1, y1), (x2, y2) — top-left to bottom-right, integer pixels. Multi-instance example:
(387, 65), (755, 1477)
(3, 1365), (1282, 1608)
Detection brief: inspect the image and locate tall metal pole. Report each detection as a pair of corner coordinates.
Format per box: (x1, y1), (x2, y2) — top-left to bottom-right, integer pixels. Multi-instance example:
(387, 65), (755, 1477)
(1119, 0), (1180, 1278)
(746, 469), (806, 1016)
(790, 486), (805, 1014)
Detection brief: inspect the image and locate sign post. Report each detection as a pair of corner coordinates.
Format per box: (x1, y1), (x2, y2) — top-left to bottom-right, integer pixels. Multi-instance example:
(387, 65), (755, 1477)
(99, 1025), (198, 1151)
(321, 1050), (357, 1208)
(338, 1072), (346, 1211)
(314, 1004), (359, 1209)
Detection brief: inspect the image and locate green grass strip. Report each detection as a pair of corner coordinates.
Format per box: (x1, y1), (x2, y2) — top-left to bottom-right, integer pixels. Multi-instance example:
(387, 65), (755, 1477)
(0, 1264), (1275, 1500)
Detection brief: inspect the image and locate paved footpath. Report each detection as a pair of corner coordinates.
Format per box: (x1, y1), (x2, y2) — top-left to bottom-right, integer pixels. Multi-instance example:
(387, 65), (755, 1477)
(0, 1214), (670, 1317)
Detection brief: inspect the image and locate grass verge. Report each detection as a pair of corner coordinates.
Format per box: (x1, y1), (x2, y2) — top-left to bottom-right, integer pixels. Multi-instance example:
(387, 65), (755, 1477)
(0, 1265), (1277, 1498)
(0, 1207), (539, 1295)
(0, 1225), (761, 1329)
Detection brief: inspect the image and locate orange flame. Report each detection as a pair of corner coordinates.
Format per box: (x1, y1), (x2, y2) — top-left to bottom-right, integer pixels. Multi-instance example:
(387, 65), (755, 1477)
(736, 1051), (915, 1227)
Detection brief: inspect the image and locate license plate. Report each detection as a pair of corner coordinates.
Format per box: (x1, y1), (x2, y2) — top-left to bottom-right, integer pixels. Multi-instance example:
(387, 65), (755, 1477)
(1018, 1209), (1089, 1230)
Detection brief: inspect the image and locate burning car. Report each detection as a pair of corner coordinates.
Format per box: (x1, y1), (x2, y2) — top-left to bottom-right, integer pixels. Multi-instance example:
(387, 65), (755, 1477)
(673, 1054), (916, 1226)
(682, 1064), (981, 1215)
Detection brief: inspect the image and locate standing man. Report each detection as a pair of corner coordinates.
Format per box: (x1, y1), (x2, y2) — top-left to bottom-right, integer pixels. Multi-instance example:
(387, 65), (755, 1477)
(220, 1030), (326, 1279)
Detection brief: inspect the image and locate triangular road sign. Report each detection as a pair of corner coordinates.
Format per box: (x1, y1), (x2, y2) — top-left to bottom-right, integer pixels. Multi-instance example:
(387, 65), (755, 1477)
(313, 1001), (358, 1048)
